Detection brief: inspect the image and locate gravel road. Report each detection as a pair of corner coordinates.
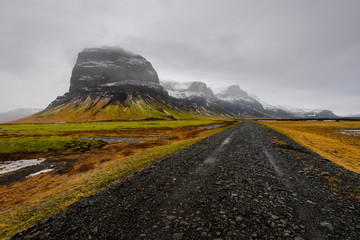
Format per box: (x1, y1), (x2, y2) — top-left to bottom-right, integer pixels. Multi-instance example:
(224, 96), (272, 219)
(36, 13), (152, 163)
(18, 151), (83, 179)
(12, 121), (359, 240)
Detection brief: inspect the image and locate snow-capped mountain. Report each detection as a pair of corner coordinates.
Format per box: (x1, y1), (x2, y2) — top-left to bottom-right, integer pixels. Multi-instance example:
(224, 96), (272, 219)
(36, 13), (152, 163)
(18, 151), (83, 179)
(250, 95), (337, 118)
(162, 80), (337, 118)
(216, 85), (255, 103)
(161, 81), (215, 100)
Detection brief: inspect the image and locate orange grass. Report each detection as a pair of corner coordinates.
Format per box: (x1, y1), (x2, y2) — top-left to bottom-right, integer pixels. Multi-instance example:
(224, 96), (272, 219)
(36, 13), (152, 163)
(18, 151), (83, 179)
(261, 121), (360, 174)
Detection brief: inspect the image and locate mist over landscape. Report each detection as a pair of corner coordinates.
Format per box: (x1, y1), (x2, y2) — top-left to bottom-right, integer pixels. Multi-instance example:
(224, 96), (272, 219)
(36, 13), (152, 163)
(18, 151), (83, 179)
(1, 0), (359, 115)
(1, 1), (360, 240)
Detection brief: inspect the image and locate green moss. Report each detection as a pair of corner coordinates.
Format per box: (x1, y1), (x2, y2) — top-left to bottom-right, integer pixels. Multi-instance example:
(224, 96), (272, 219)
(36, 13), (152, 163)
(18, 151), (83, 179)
(0, 137), (108, 154)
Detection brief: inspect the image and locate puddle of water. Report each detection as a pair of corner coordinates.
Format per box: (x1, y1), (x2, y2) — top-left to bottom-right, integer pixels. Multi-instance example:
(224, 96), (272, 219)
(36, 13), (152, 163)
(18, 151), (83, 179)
(338, 129), (360, 136)
(263, 148), (282, 177)
(221, 137), (231, 146)
(26, 169), (54, 178)
(202, 132), (235, 166)
(81, 136), (145, 143)
(82, 136), (172, 143)
(203, 156), (217, 164)
(0, 158), (45, 175)
(197, 125), (224, 130)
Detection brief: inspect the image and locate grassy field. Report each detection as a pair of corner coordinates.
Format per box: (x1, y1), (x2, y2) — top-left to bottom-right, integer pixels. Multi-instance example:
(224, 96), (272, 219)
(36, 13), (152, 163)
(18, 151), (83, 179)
(260, 120), (360, 174)
(0, 120), (220, 137)
(0, 137), (107, 154)
(0, 119), (237, 239)
(0, 120), (221, 155)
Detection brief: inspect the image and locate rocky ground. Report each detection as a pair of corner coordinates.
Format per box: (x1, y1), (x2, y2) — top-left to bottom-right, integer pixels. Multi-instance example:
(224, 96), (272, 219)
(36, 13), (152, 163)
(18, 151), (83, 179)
(12, 121), (359, 240)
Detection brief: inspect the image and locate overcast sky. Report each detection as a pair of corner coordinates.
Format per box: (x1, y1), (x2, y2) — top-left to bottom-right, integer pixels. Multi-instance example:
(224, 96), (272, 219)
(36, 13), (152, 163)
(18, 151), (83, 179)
(0, 0), (359, 115)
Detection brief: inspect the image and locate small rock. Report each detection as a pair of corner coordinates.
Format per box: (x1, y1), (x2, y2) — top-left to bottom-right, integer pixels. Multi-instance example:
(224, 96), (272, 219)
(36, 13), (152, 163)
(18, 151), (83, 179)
(280, 219), (287, 226)
(173, 233), (184, 240)
(180, 220), (189, 226)
(294, 236), (304, 240)
(221, 215), (227, 219)
(196, 227), (202, 232)
(201, 232), (207, 238)
(306, 200), (315, 205)
(235, 216), (243, 223)
(320, 172), (330, 176)
(270, 214), (279, 220)
(247, 178), (255, 185)
(139, 233), (146, 238)
(92, 226), (98, 233)
(38, 235), (46, 240)
(166, 215), (176, 221)
(320, 222), (334, 231)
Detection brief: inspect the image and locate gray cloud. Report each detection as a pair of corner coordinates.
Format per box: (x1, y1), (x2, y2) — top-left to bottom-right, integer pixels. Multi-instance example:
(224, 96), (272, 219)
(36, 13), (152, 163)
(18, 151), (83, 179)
(0, 0), (359, 115)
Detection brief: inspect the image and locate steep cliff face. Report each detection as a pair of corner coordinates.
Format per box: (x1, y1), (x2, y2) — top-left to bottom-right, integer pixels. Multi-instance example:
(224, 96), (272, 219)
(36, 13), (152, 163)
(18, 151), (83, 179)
(69, 46), (159, 92)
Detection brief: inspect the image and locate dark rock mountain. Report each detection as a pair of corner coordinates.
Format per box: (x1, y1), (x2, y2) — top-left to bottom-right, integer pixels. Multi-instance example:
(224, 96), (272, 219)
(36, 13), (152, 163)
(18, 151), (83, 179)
(69, 47), (160, 92)
(11, 46), (338, 123)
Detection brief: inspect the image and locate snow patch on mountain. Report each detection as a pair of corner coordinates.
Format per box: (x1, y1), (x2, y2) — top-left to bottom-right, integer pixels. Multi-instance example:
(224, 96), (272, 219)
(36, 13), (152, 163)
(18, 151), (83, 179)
(216, 85), (256, 103)
(160, 81), (214, 100)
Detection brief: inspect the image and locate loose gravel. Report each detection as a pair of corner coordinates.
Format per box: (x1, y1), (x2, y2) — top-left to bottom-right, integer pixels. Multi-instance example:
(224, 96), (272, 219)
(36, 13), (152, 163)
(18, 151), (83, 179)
(12, 121), (359, 240)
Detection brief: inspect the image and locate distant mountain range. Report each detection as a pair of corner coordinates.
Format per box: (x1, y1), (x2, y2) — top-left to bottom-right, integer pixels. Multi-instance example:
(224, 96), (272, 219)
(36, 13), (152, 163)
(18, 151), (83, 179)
(10, 46), (338, 123)
(160, 81), (337, 119)
(0, 108), (42, 123)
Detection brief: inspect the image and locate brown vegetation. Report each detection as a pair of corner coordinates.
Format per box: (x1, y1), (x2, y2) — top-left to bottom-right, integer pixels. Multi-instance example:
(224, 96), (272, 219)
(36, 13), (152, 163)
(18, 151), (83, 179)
(261, 120), (360, 174)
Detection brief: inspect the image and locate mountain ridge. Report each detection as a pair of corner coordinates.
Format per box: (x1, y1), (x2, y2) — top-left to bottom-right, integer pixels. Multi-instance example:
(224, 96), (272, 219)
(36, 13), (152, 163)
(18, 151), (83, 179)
(10, 47), (338, 123)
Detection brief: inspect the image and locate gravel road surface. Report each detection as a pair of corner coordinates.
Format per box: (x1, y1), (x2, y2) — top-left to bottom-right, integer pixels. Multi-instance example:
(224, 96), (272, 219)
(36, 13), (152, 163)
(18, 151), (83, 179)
(12, 121), (360, 240)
